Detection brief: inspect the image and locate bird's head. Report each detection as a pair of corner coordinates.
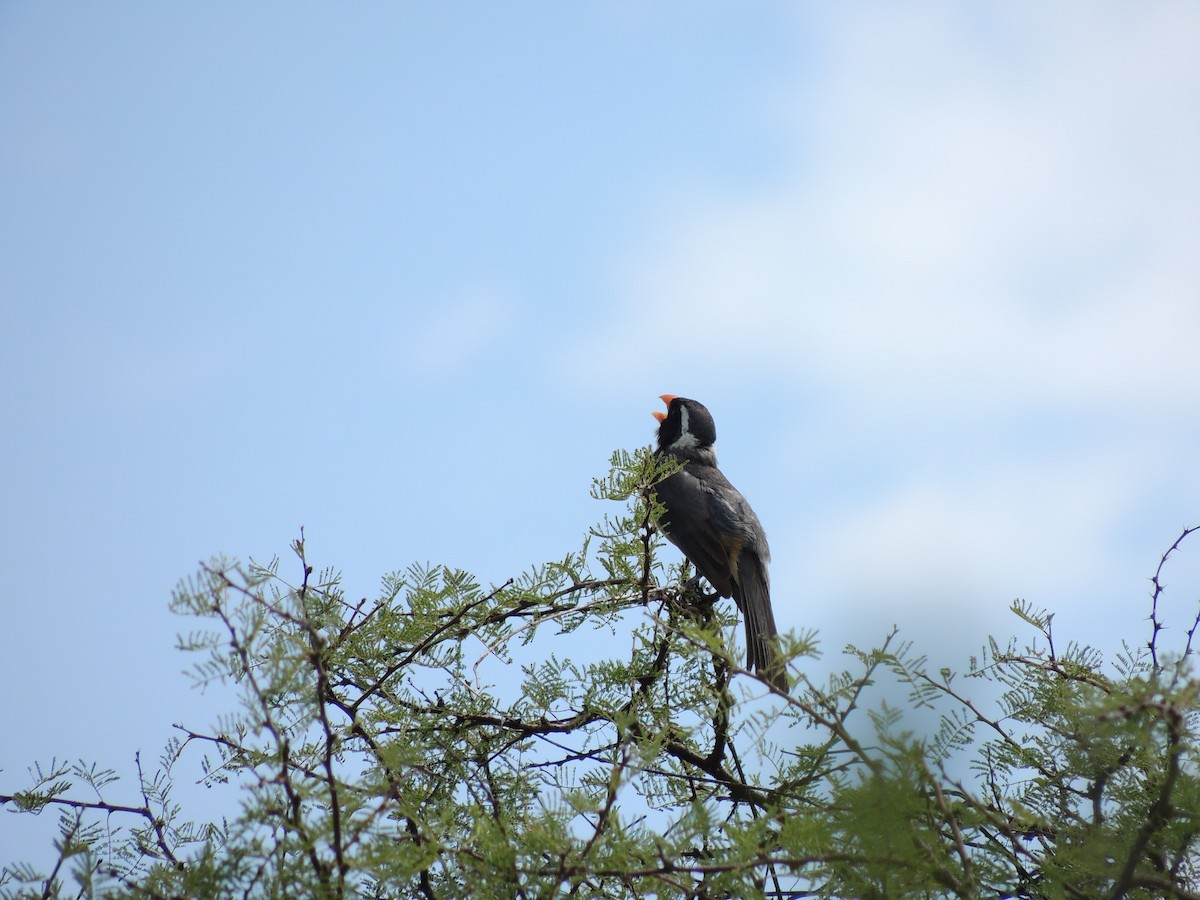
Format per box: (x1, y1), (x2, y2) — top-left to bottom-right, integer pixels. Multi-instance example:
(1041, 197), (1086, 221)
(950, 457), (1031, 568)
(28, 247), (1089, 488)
(653, 394), (717, 455)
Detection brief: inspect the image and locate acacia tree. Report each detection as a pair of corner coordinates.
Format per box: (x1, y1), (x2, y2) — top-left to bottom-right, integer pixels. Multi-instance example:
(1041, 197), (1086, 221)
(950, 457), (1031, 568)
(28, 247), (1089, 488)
(2, 449), (1198, 898)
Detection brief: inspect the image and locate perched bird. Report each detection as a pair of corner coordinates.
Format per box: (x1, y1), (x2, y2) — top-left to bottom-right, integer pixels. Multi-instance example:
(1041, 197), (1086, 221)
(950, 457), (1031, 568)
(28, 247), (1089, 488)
(652, 395), (787, 691)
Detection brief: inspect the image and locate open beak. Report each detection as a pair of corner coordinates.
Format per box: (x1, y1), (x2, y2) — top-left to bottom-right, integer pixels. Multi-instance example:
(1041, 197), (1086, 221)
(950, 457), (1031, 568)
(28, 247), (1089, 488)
(651, 394), (678, 423)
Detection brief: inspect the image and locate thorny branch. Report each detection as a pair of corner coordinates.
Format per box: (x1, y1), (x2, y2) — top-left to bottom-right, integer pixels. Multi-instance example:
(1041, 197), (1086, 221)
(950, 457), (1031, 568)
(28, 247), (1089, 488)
(1149, 524), (1200, 672)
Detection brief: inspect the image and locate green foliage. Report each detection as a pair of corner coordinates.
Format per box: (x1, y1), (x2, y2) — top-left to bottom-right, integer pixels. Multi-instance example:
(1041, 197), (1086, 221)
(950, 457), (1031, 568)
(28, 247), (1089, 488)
(2, 452), (1198, 899)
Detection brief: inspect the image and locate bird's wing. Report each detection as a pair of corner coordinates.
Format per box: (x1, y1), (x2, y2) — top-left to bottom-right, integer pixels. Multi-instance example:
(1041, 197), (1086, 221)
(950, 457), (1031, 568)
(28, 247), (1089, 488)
(690, 468), (784, 689)
(657, 461), (787, 690)
(654, 466), (738, 597)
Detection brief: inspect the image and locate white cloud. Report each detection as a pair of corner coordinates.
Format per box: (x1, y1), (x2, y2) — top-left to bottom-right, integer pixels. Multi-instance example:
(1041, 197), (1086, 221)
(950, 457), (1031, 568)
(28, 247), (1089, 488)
(814, 453), (1143, 603)
(571, 2), (1200, 420)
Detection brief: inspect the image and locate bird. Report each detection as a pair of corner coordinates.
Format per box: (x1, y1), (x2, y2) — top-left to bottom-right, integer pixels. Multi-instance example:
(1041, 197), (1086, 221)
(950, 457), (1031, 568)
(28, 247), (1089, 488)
(651, 394), (787, 691)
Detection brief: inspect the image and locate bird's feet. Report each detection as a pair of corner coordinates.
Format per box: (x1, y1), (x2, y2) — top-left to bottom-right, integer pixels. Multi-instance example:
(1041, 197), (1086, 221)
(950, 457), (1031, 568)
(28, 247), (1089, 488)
(681, 576), (718, 610)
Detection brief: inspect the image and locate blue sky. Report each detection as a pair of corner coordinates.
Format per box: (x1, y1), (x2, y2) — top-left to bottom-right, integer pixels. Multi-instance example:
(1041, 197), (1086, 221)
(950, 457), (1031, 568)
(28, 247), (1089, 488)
(3, 2), (1199, 869)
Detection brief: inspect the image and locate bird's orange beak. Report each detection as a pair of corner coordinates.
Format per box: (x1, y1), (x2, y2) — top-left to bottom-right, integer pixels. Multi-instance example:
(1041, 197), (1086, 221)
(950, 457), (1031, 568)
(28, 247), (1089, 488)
(651, 394), (677, 423)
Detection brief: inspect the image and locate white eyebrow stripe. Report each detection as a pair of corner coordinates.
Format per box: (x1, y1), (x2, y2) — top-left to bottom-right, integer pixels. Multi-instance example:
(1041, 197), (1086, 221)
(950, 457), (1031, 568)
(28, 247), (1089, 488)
(668, 403), (700, 451)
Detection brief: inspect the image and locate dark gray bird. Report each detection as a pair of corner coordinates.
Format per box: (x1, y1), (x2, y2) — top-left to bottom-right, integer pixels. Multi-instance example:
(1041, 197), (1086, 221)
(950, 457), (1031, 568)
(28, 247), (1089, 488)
(652, 395), (787, 691)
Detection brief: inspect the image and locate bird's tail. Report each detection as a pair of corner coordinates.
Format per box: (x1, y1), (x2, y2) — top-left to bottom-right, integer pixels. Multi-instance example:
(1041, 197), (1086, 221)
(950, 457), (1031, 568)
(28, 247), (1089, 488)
(733, 549), (788, 692)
